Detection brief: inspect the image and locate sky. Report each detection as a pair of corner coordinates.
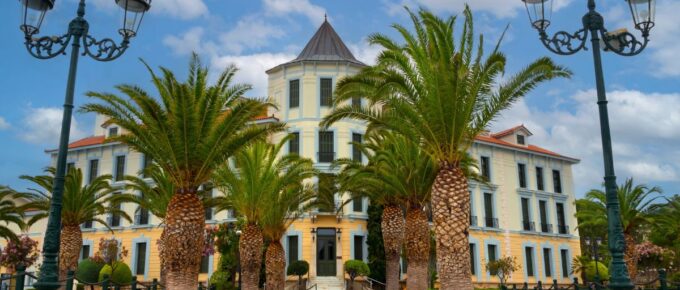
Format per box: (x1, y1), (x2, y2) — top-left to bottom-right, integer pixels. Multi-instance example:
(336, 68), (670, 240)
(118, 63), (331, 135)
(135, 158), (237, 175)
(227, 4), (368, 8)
(0, 0), (679, 197)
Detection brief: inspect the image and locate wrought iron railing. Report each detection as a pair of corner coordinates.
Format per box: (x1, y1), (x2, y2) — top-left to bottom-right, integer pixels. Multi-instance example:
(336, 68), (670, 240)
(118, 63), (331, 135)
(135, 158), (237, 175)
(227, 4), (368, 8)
(470, 215), (478, 227)
(540, 223), (553, 233)
(491, 270), (680, 290)
(557, 224), (569, 235)
(317, 152), (335, 163)
(485, 217), (499, 228)
(522, 221), (535, 231)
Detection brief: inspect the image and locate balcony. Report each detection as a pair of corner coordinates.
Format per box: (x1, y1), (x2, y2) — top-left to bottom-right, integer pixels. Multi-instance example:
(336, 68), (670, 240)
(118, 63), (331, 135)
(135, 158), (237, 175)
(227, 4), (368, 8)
(470, 215), (478, 227)
(540, 223), (552, 233)
(557, 224), (569, 235)
(522, 221), (535, 231)
(135, 211), (149, 225)
(317, 152), (336, 163)
(107, 215), (121, 228)
(484, 217), (499, 228)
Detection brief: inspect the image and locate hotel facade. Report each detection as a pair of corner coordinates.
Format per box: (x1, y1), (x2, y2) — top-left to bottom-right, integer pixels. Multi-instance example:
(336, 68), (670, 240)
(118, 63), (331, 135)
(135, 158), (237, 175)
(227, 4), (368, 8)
(19, 19), (581, 288)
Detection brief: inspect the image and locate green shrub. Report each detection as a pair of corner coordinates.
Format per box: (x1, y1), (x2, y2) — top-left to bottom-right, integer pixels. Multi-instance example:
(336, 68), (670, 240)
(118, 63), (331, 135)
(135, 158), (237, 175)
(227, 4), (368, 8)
(584, 261), (609, 281)
(669, 271), (680, 283)
(98, 262), (133, 284)
(287, 260), (309, 277)
(344, 259), (370, 280)
(209, 270), (236, 290)
(75, 258), (104, 283)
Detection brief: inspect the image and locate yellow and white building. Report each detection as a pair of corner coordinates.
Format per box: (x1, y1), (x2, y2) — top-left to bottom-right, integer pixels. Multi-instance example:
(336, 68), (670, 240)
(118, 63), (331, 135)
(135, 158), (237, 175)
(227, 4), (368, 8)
(21, 18), (581, 288)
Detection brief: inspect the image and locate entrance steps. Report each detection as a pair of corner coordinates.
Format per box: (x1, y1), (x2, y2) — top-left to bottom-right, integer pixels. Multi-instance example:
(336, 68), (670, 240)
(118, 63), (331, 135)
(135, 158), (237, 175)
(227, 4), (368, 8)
(309, 276), (345, 290)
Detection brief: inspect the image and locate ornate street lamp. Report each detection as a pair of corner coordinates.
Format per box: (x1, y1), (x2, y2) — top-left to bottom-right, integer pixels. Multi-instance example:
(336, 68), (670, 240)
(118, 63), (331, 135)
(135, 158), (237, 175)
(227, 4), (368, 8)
(17, 0), (151, 289)
(584, 237), (603, 283)
(522, 0), (654, 289)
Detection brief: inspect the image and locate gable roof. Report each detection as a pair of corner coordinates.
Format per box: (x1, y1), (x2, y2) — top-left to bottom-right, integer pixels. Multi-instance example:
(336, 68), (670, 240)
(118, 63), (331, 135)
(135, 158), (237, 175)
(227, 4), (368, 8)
(267, 18), (365, 72)
(491, 124), (533, 138)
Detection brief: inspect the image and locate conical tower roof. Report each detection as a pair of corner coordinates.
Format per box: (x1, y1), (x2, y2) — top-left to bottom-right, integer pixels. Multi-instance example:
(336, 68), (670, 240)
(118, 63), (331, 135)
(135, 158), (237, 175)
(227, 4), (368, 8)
(267, 17), (365, 72)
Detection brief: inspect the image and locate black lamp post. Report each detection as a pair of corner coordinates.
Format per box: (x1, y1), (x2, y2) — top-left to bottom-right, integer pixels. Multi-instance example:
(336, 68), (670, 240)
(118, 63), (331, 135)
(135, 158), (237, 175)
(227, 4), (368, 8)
(522, 0), (655, 289)
(585, 237), (603, 283)
(17, 0), (150, 289)
(236, 229), (242, 290)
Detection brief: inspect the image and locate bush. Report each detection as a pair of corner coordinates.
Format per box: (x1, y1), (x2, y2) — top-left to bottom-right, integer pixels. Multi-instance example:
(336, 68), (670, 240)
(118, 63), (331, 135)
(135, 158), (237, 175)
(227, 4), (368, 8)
(75, 258), (104, 283)
(287, 260), (309, 277)
(669, 271), (680, 283)
(584, 261), (609, 281)
(209, 271), (236, 290)
(344, 260), (370, 280)
(98, 262), (133, 284)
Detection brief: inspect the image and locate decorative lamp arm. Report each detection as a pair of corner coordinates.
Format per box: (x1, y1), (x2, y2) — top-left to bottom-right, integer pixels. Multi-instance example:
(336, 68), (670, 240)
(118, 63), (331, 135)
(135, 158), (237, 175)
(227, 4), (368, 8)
(598, 28), (649, 57)
(538, 28), (589, 56)
(24, 33), (73, 60)
(81, 35), (131, 62)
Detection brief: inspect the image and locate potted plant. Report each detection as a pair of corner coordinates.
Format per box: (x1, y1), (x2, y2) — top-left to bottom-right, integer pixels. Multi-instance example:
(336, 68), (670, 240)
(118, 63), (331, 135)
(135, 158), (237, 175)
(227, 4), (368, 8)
(287, 260), (309, 290)
(344, 260), (370, 290)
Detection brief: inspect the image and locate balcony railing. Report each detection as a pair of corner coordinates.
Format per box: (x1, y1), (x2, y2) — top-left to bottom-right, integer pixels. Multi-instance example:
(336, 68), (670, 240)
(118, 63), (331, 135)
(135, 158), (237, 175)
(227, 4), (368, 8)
(317, 152), (336, 163)
(558, 224), (569, 235)
(522, 221), (535, 231)
(135, 211), (149, 225)
(484, 217), (499, 228)
(540, 223), (553, 233)
(470, 215), (478, 227)
(107, 215), (121, 228)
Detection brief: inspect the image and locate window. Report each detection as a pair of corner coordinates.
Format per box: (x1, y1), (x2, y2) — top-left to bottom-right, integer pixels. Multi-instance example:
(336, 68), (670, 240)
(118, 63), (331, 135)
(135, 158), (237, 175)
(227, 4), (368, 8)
(289, 80), (300, 108)
(354, 235), (364, 261)
(470, 244), (477, 275)
(320, 78), (333, 106)
(110, 192), (121, 227)
(352, 97), (361, 108)
(109, 127), (118, 137)
(288, 236), (299, 264)
(556, 203), (567, 234)
(205, 188), (213, 221)
(525, 247), (535, 277)
(318, 131), (334, 163)
(536, 167), (544, 191)
(352, 133), (363, 162)
(142, 155), (153, 178)
(66, 162), (75, 172)
(487, 244), (498, 275)
(517, 135), (525, 145)
(353, 197), (363, 212)
(200, 255), (210, 274)
(518, 163), (527, 188)
(88, 159), (99, 184)
(82, 220), (93, 229)
(137, 196), (149, 225)
(543, 248), (552, 277)
(81, 244), (91, 261)
(115, 155), (126, 181)
(484, 193), (496, 228)
(539, 200), (549, 233)
(480, 156), (491, 180)
(552, 170), (562, 193)
(560, 249), (569, 278)
(135, 243), (147, 275)
(289, 132), (300, 155)
(521, 198), (532, 231)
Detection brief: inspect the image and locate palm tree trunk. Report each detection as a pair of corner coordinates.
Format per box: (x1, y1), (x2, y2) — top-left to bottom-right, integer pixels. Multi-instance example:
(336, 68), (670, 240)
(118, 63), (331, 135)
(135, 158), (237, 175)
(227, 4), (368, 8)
(624, 234), (638, 281)
(240, 223), (263, 290)
(265, 241), (286, 290)
(405, 206), (430, 290)
(431, 163), (472, 290)
(160, 191), (205, 290)
(382, 204), (405, 290)
(59, 225), (82, 281)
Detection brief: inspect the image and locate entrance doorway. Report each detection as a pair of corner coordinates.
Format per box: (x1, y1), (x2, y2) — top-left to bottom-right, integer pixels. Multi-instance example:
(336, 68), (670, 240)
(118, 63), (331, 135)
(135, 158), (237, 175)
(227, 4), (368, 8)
(316, 228), (336, 276)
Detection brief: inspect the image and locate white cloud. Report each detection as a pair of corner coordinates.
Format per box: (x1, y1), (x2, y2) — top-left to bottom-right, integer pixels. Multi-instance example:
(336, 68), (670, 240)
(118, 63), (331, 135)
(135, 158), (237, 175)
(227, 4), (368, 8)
(0, 117), (9, 130)
(163, 27), (209, 56)
(647, 0), (680, 77)
(219, 15), (286, 54)
(492, 89), (680, 194)
(211, 53), (296, 97)
(263, 0), (326, 24)
(19, 107), (85, 145)
(385, 0), (574, 18)
(87, 0), (207, 20)
(348, 40), (383, 66)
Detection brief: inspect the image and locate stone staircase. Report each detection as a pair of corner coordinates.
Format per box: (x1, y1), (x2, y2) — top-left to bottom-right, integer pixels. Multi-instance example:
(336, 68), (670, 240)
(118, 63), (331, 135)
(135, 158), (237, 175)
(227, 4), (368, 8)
(309, 276), (345, 290)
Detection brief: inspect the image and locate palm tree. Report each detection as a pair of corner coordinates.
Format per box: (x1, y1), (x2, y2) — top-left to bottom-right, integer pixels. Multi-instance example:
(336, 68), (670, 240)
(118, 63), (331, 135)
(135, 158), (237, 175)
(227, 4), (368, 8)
(321, 7), (570, 289)
(576, 178), (661, 280)
(21, 167), (134, 280)
(0, 186), (28, 242)
(212, 140), (315, 290)
(81, 54), (284, 289)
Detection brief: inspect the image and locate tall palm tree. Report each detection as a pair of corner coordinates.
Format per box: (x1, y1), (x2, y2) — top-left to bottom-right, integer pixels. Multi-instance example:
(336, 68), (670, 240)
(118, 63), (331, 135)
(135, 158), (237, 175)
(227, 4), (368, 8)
(212, 140), (315, 290)
(81, 54), (284, 289)
(21, 167), (134, 280)
(576, 178), (661, 280)
(0, 186), (28, 242)
(321, 7), (570, 289)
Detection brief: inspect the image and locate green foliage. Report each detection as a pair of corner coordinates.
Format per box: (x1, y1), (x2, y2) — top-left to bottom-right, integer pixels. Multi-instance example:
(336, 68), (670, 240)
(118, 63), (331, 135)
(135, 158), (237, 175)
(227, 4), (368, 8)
(485, 256), (519, 285)
(344, 260), (370, 281)
(669, 271), (680, 283)
(366, 203), (386, 283)
(98, 262), (133, 284)
(75, 258), (104, 283)
(584, 261), (609, 281)
(0, 186), (28, 242)
(209, 270), (236, 290)
(287, 260), (309, 277)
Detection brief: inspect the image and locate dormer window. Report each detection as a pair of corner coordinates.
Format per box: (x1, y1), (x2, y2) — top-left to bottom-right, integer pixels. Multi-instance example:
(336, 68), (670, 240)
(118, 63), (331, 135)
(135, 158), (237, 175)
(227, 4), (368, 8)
(109, 127), (119, 137)
(517, 134), (525, 145)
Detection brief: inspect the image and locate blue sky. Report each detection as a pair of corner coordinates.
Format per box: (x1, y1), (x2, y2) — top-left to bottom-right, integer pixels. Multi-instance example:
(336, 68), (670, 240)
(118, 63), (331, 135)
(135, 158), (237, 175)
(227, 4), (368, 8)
(1, 0), (679, 197)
